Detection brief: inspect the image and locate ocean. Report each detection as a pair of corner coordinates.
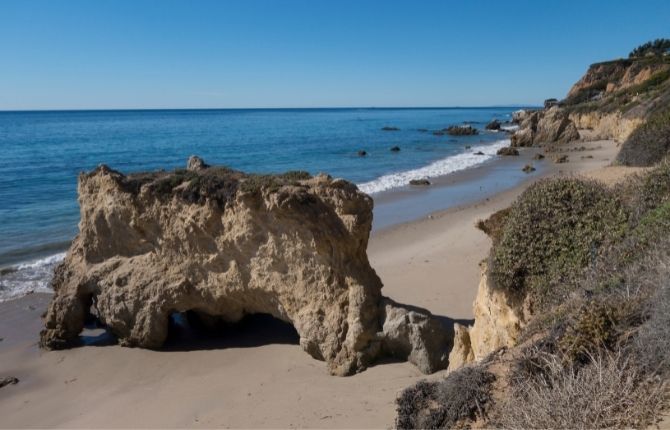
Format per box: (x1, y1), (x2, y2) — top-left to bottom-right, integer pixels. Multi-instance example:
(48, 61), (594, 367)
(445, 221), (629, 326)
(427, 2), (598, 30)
(0, 107), (521, 301)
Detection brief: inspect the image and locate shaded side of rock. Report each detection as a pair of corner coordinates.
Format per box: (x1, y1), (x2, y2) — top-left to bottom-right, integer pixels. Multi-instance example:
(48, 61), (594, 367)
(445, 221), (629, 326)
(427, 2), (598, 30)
(379, 298), (452, 374)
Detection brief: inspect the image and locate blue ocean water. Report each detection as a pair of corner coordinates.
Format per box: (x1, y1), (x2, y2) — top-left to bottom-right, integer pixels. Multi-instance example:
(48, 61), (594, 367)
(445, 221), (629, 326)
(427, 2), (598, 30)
(0, 107), (519, 300)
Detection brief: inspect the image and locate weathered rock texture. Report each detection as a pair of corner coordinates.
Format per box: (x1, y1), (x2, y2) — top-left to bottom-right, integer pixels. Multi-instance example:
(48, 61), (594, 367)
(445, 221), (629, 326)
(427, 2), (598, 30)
(569, 111), (643, 142)
(41, 158), (453, 376)
(511, 107), (580, 147)
(447, 262), (528, 370)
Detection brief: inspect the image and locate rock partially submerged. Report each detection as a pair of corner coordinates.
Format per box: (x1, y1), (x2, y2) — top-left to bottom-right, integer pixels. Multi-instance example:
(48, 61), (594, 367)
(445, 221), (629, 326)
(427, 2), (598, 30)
(409, 179), (431, 186)
(41, 157), (453, 376)
(485, 120), (501, 131)
(446, 125), (479, 136)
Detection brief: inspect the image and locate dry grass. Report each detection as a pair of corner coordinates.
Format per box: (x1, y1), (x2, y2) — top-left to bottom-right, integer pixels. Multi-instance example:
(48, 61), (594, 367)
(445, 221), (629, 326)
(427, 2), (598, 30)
(494, 350), (667, 429)
(395, 365), (495, 429)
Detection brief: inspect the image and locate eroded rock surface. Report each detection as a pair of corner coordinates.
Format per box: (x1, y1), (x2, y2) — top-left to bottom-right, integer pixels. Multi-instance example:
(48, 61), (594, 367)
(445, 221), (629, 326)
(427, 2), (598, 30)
(511, 107), (580, 147)
(41, 158), (453, 376)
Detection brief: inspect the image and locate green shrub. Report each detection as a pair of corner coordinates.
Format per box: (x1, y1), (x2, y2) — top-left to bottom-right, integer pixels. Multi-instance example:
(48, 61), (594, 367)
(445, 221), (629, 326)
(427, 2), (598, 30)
(396, 366), (495, 429)
(490, 178), (629, 305)
(617, 108), (670, 166)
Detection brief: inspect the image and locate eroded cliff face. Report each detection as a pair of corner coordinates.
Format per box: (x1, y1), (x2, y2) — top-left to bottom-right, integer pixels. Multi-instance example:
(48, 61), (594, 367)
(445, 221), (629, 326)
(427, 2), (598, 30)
(569, 110), (643, 142)
(567, 59), (669, 99)
(41, 158), (452, 376)
(447, 262), (529, 371)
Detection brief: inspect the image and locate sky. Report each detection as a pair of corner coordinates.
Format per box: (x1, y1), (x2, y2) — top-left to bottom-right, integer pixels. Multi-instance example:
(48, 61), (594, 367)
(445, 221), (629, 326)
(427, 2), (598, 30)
(1, 0), (669, 110)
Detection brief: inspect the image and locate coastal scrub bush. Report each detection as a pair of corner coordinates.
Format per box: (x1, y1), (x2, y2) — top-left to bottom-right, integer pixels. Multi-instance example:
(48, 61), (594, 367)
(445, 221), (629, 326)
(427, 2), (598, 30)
(239, 170), (311, 194)
(617, 107), (670, 166)
(395, 365), (495, 429)
(489, 178), (629, 305)
(629, 38), (670, 58)
(494, 350), (666, 429)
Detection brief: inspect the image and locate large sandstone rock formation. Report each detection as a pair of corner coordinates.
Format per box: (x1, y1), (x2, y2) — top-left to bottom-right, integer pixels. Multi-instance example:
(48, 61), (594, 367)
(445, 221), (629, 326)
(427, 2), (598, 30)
(41, 157), (452, 376)
(511, 107), (580, 147)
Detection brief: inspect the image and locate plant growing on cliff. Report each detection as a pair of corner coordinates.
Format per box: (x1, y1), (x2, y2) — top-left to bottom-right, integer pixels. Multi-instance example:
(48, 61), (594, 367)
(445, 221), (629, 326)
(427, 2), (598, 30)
(617, 107), (670, 166)
(489, 178), (629, 306)
(629, 38), (670, 58)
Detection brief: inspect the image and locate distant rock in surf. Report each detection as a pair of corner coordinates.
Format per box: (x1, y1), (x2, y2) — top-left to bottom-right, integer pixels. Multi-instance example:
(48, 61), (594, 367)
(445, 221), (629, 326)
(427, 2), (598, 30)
(390, 146), (401, 152)
(381, 126), (400, 131)
(358, 150), (368, 157)
(445, 125), (478, 136)
(409, 179), (431, 186)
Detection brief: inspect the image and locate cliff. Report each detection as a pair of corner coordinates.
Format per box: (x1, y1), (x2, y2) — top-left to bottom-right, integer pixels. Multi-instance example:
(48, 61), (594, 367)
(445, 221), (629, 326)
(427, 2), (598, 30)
(41, 157), (452, 376)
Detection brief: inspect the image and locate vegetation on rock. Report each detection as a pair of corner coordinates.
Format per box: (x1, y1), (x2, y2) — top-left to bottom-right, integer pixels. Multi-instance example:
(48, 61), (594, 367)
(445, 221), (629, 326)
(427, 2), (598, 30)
(617, 106), (670, 166)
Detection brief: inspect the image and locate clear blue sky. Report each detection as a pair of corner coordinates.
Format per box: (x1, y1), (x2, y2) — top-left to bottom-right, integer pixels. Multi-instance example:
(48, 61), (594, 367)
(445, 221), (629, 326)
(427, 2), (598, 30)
(1, 0), (669, 110)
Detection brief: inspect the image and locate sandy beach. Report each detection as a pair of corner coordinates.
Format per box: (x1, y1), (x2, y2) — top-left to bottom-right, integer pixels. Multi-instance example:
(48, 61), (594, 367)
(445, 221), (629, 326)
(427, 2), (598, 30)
(0, 138), (643, 428)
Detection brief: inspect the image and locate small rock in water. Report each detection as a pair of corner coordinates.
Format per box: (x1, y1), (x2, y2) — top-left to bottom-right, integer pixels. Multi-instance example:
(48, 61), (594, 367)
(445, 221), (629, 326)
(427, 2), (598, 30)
(465, 145), (471, 149)
(390, 146), (400, 152)
(0, 377), (19, 388)
(485, 119), (501, 131)
(357, 150), (367, 157)
(533, 153), (545, 160)
(409, 179), (431, 186)
(381, 126), (400, 131)
(522, 164), (536, 173)
(474, 151), (485, 155)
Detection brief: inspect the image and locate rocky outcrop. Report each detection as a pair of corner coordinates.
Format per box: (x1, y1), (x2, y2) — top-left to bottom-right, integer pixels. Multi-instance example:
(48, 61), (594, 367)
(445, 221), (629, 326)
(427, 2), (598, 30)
(511, 107), (580, 147)
(40, 158), (453, 376)
(485, 120), (501, 131)
(568, 110), (643, 142)
(447, 262), (528, 369)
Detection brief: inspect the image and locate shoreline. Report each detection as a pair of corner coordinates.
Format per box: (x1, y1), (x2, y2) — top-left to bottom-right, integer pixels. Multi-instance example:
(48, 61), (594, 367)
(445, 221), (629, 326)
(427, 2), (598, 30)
(0, 135), (645, 428)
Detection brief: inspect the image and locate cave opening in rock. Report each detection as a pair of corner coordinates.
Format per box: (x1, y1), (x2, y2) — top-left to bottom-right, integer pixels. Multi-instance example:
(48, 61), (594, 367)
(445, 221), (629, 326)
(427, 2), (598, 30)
(162, 311), (300, 351)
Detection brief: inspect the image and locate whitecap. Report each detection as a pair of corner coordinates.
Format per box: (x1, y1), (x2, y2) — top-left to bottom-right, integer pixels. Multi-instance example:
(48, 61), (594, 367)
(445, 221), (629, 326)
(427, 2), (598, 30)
(358, 139), (510, 194)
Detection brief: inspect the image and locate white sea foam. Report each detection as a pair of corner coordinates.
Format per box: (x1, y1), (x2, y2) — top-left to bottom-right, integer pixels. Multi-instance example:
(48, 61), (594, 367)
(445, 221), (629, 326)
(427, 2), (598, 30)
(357, 139), (510, 194)
(501, 124), (519, 132)
(0, 252), (65, 302)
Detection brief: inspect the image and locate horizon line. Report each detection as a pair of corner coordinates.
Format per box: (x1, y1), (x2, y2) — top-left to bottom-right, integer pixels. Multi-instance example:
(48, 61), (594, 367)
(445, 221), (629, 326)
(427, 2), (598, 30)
(0, 104), (540, 113)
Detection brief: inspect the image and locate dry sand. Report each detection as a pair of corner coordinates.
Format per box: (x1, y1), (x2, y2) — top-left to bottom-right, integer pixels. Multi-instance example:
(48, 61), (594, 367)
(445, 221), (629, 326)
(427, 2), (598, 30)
(0, 138), (641, 428)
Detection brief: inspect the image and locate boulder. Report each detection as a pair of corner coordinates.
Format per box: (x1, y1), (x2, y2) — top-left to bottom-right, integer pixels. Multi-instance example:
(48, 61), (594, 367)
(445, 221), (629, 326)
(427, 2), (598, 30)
(40, 158), (453, 376)
(390, 146), (401, 152)
(187, 155), (209, 171)
(485, 120), (501, 131)
(522, 164), (536, 173)
(553, 154), (569, 163)
(474, 151), (485, 155)
(0, 377), (19, 388)
(409, 179), (431, 186)
(497, 147), (520, 156)
(379, 298), (451, 374)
